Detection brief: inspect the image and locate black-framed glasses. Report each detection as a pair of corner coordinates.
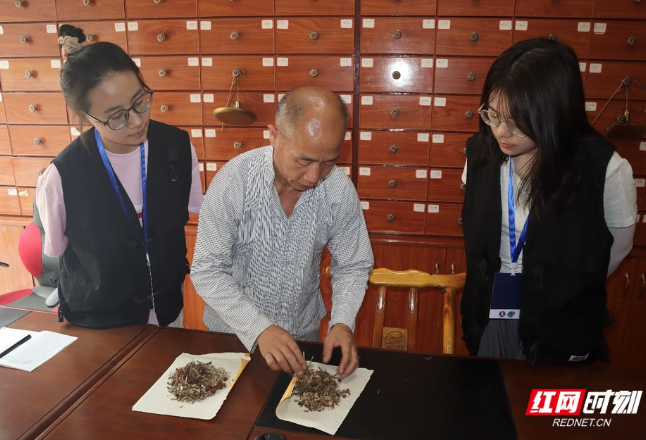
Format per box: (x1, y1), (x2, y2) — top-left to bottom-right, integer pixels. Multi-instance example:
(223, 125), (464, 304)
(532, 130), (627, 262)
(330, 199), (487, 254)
(477, 103), (527, 138)
(84, 90), (154, 130)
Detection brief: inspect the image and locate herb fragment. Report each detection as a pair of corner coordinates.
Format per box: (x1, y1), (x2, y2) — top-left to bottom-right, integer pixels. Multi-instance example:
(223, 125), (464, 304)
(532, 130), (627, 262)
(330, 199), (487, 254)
(167, 360), (228, 403)
(293, 365), (350, 412)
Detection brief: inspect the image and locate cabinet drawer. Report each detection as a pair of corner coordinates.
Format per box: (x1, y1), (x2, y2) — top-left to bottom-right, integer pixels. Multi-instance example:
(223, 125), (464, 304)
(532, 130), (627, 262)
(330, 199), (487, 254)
(204, 161), (228, 188)
(127, 20), (199, 56)
(18, 187), (35, 216)
(0, 157), (15, 185)
(429, 133), (469, 168)
(9, 125), (70, 157)
(427, 168), (465, 202)
(201, 56), (275, 91)
(127, 0), (197, 18)
(200, 18), (274, 55)
(358, 130), (429, 166)
(357, 166), (428, 201)
(276, 56), (354, 92)
(589, 21), (646, 61)
(276, 0), (354, 15)
(434, 57), (494, 95)
(180, 127), (205, 160)
(593, 0), (646, 19)
(0, 187), (22, 215)
(3, 92), (68, 125)
(514, 0), (595, 18)
(361, 0), (436, 16)
(360, 57), (433, 94)
(361, 200), (426, 235)
(12, 156), (52, 187)
(56, 0), (125, 21)
(198, 0), (273, 17)
(0, 125), (9, 155)
(359, 94), (431, 130)
(0, 58), (61, 92)
(204, 127), (267, 160)
(435, 18), (512, 57)
(63, 21), (128, 52)
(614, 139), (646, 176)
(584, 61), (646, 99)
(275, 17), (354, 54)
(149, 92), (203, 126)
(135, 56), (201, 91)
(0, 0), (56, 23)
(431, 95), (480, 132)
(203, 92), (277, 128)
(339, 131), (352, 164)
(512, 20), (592, 59)
(360, 17), (435, 55)
(0, 23), (59, 58)
(437, 0), (513, 16)
(425, 203), (463, 237)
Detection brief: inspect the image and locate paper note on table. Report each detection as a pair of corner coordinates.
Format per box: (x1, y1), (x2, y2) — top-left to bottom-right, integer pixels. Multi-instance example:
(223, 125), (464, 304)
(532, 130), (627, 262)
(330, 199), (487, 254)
(0, 329), (77, 372)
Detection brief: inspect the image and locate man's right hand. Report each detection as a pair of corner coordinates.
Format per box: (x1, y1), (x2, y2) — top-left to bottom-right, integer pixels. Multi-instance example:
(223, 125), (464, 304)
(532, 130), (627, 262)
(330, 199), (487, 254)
(257, 324), (308, 375)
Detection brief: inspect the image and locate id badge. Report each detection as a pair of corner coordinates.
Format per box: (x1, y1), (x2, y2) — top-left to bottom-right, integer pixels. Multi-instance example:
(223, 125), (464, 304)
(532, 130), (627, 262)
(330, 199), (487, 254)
(489, 272), (521, 319)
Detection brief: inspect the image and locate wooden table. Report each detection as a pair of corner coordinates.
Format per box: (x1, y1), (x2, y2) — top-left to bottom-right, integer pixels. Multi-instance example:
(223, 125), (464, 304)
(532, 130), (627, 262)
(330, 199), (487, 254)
(0, 311), (154, 440)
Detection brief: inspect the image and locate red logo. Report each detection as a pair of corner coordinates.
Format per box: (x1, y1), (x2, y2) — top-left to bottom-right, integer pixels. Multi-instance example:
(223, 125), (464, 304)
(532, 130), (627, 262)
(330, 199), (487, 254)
(526, 389), (586, 415)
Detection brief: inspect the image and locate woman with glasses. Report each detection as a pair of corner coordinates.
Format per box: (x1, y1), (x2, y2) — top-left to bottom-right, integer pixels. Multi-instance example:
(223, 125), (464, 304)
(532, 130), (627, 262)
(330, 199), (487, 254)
(35, 25), (203, 328)
(461, 38), (637, 364)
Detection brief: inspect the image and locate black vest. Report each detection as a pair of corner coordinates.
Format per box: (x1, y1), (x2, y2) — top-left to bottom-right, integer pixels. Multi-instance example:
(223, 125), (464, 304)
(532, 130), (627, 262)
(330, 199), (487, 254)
(53, 120), (192, 328)
(461, 133), (614, 364)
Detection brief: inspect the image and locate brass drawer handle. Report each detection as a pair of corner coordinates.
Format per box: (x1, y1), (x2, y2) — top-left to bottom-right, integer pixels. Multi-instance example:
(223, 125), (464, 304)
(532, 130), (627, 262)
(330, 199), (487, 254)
(627, 36), (637, 46)
(154, 0), (163, 3)
(157, 33), (166, 42)
(33, 138), (41, 145)
(20, 35), (28, 44)
(86, 34), (95, 42)
(36, 168), (44, 176)
(233, 141), (242, 149)
(463, 148), (467, 155)
(386, 214), (395, 222)
(548, 33), (557, 41)
(435, 262), (441, 274)
(158, 69), (166, 77)
(160, 104), (169, 113)
(467, 72), (476, 81)
(460, 183), (466, 191)
(232, 69), (241, 77)
(15, 0), (24, 7)
(389, 144), (398, 153)
(470, 32), (479, 41)
(230, 31), (239, 40)
(391, 109), (400, 117)
(310, 31), (319, 40)
(388, 179), (397, 188)
(623, 273), (631, 298)
(465, 110), (474, 119)
(310, 69), (318, 77)
(392, 70), (401, 80)
(457, 217), (463, 226)
(28, 104), (37, 112)
(393, 30), (402, 40)
(24, 70), (33, 78)
(638, 273), (645, 299)
(83, 0), (91, 5)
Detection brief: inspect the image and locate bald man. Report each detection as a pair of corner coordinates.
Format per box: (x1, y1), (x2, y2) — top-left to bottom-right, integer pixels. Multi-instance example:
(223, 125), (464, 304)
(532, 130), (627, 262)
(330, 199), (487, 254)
(191, 87), (374, 378)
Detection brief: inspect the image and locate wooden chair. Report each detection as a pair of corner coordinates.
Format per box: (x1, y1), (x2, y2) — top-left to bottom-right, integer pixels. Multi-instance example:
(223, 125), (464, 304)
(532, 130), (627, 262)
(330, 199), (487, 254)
(368, 268), (466, 354)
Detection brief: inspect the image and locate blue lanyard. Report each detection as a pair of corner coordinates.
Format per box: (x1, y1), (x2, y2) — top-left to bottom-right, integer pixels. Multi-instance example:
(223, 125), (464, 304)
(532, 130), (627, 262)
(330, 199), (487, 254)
(508, 160), (528, 274)
(94, 129), (148, 253)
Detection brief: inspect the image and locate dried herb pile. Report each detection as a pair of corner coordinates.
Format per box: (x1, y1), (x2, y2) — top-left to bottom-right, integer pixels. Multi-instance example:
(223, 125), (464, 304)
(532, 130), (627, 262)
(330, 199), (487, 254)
(293, 366), (351, 412)
(167, 360), (229, 403)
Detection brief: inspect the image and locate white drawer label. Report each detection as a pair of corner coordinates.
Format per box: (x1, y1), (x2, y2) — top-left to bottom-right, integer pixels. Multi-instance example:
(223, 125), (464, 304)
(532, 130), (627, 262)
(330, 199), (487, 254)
(206, 163), (217, 171)
(190, 94), (201, 103)
(341, 94), (352, 104)
(360, 131), (372, 141)
(585, 102), (597, 112)
(578, 22), (591, 32)
(262, 20), (273, 29)
(589, 63), (603, 73)
(340, 57), (352, 67)
(361, 201), (370, 210)
(0, 25), (3, 35)
(70, 127), (80, 136)
(345, 131), (351, 140)
(639, 142), (646, 151)
(432, 134), (445, 143)
(191, 129), (202, 137)
(430, 170), (443, 179)
(0, 94), (2, 102)
(434, 97), (446, 107)
(340, 19), (353, 29)
(50, 59), (61, 69)
(339, 166), (350, 176)
(199, 163), (204, 171)
(422, 19), (435, 29)
(419, 96), (432, 106)
(435, 59), (448, 69)
(188, 57), (199, 66)
(635, 178), (645, 187)
(362, 58), (374, 68)
(131, 57), (142, 66)
(277, 20), (289, 30)
(359, 167), (371, 176)
(579, 62), (586, 72)
(363, 19), (375, 28)
(416, 169), (428, 179)
(277, 57), (289, 67)
(361, 96), (373, 105)
(263, 94), (275, 103)
(128, 22), (139, 31)
(263, 57), (274, 66)
(515, 21), (528, 31)
(414, 204), (425, 212)
(499, 20), (512, 31)
(186, 21), (198, 30)
(0, 61), (9, 69)
(593, 23), (607, 34)
(202, 94), (213, 103)
(205, 129), (216, 137)
(200, 57), (212, 66)
(427, 204), (440, 213)
(438, 20), (451, 30)
(200, 21), (211, 30)
(418, 133), (429, 142)
(263, 130), (270, 139)
(7, 188), (17, 196)
(421, 58), (433, 68)
(46, 24), (57, 34)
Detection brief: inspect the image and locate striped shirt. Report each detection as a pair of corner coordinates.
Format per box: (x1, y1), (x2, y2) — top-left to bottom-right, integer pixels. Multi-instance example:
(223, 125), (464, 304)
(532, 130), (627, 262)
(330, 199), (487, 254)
(191, 146), (374, 351)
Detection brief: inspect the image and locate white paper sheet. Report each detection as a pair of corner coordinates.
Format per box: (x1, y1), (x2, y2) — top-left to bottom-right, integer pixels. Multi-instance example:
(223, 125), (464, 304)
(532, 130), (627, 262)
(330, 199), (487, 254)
(276, 362), (373, 435)
(0, 327), (35, 354)
(132, 352), (251, 420)
(0, 330), (77, 372)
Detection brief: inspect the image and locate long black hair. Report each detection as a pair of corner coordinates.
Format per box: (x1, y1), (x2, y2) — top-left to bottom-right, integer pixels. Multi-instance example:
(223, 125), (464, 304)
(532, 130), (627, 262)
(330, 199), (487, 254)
(473, 38), (602, 221)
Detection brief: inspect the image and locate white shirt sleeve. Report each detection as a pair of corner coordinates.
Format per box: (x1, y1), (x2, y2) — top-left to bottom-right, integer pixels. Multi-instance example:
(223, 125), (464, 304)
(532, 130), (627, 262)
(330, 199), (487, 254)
(35, 163), (68, 257)
(604, 152), (637, 228)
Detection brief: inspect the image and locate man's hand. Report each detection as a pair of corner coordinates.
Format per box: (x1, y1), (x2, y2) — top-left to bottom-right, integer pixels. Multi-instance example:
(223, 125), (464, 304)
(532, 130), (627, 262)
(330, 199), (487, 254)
(257, 324), (308, 375)
(322, 323), (359, 379)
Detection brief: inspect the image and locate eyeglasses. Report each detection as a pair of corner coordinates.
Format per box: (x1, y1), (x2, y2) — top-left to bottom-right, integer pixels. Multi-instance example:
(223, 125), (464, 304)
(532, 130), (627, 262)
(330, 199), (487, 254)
(84, 90), (154, 130)
(477, 103), (526, 138)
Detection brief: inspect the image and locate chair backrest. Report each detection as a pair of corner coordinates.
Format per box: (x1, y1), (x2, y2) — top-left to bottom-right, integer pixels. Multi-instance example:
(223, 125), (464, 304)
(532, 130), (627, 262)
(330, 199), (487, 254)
(368, 268), (466, 354)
